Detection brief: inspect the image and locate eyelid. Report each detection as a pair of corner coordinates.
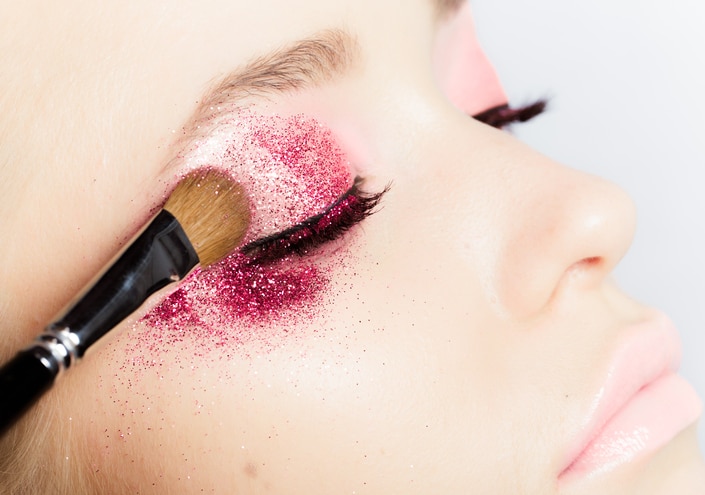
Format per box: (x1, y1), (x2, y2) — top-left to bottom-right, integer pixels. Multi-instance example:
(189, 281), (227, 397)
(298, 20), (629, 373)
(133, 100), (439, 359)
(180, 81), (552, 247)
(241, 177), (387, 264)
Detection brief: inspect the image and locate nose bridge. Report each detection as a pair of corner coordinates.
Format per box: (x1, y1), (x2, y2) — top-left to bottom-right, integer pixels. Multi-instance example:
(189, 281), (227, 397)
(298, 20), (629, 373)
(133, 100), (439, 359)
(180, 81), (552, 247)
(417, 115), (637, 318)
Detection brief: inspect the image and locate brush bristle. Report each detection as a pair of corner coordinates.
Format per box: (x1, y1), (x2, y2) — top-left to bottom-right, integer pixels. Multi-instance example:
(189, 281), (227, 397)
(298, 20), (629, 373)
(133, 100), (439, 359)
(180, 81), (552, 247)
(164, 169), (250, 267)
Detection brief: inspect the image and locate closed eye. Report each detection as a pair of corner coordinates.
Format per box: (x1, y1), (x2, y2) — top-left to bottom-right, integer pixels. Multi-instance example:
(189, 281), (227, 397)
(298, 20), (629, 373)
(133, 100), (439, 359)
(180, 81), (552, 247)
(241, 177), (387, 264)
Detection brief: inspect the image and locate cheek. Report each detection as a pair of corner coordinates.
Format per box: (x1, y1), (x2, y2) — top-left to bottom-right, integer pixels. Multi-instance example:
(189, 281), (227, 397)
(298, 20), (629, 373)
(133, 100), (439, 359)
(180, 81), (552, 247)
(433, 3), (507, 115)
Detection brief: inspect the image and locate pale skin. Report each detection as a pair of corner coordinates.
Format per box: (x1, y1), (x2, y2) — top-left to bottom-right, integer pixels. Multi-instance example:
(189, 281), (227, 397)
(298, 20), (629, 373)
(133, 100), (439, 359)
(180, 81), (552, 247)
(1, 0), (704, 494)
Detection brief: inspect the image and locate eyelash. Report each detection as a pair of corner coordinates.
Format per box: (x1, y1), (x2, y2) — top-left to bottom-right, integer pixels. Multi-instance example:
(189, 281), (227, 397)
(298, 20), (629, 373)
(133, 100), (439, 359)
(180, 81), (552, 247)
(472, 100), (547, 129)
(242, 101), (545, 263)
(241, 177), (387, 263)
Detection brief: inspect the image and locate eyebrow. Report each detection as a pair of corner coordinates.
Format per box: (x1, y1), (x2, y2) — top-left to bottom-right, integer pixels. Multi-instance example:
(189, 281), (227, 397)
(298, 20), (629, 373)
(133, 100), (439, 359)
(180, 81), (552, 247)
(196, 29), (358, 119)
(194, 0), (464, 120)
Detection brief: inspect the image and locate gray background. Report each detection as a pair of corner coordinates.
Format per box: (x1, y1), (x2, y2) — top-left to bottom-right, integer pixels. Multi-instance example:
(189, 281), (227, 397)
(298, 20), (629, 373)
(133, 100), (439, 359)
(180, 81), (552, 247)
(472, 0), (705, 450)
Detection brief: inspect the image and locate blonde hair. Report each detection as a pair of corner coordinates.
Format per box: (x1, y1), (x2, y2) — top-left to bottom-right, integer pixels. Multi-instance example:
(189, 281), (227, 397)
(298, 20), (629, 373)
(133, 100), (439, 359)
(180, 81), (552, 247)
(0, 396), (98, 494)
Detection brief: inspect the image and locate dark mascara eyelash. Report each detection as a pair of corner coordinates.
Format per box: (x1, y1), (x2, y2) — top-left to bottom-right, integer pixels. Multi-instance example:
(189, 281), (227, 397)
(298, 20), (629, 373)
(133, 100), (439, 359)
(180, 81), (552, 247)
(472, 100), (547, 129)
(241, 177), (387, 264)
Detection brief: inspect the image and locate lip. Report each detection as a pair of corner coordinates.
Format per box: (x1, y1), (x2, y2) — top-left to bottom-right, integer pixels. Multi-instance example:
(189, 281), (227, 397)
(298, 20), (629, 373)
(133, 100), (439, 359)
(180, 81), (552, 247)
(558, 311), (703, 481)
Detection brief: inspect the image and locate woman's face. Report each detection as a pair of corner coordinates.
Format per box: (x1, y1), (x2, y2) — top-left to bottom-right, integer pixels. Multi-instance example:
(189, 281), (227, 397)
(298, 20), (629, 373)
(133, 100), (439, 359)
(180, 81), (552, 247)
(1, 0), (703, 493)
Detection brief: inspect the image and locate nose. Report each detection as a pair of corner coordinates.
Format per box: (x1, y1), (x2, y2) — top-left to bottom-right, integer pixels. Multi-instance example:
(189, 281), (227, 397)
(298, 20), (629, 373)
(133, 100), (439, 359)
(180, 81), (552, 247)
(428, 117), (637, 318)
(494, 151), (637, 316)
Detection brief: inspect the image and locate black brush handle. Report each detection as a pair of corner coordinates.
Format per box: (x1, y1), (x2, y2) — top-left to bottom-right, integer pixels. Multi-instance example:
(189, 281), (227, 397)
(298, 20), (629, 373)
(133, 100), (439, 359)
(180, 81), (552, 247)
(0, 209), (199, 435)
(0, 346), (58, 435)
(55, 210), (198, 356)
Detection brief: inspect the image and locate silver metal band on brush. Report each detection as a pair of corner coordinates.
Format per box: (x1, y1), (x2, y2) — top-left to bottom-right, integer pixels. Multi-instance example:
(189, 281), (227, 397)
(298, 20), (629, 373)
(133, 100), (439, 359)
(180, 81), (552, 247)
(31, 327), (81, 377)
(0, 209), (201, 435)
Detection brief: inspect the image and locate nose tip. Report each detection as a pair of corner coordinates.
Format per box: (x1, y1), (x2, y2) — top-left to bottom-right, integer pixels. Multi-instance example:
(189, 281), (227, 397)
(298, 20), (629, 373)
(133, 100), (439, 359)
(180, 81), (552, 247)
(563, 177), (637, 278)
(496, 168), (637, 317)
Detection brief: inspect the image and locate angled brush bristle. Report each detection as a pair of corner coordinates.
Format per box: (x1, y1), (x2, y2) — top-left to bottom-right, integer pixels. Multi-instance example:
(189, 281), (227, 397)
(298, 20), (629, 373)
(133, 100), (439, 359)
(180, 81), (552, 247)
(164, 169), (250, 267)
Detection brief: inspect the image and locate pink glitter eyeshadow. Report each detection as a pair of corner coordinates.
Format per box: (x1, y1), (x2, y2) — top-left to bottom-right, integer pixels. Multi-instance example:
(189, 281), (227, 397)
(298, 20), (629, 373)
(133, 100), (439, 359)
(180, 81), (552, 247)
(133, 109), (355, 358)
(196, 254), (324, 320)
(176, 108), (353, 240)
(160, 255), (324, 325)
(139, 254), (325, 356)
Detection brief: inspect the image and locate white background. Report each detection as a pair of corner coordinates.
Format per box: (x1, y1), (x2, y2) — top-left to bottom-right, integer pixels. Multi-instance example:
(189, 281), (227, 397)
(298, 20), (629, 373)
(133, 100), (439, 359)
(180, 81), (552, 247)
(472, 0), (705, 450)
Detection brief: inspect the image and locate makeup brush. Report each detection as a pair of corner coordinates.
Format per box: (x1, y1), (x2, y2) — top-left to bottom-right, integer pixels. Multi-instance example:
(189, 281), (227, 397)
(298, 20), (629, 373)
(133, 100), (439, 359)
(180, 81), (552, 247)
(0, 169), (250, 434)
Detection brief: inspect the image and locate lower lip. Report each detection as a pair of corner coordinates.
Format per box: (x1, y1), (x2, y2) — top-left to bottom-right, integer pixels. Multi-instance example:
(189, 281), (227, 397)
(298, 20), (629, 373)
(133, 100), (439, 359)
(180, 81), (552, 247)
(560, 372), (703, 481)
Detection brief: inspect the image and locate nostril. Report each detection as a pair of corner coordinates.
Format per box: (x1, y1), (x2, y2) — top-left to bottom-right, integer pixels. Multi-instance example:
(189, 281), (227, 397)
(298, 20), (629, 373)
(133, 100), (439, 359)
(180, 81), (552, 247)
(564, 256), (605, 284)
(578, 257), (602, 268)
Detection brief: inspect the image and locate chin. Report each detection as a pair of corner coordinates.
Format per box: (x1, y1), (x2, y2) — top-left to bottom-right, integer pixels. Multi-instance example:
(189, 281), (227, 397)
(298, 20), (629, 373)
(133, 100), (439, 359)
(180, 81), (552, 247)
(633, 424), (705, 495)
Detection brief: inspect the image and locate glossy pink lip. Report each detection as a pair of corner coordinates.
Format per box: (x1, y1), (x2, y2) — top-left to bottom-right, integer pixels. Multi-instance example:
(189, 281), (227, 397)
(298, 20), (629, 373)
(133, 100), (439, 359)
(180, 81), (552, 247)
(559, 312), (703, 481)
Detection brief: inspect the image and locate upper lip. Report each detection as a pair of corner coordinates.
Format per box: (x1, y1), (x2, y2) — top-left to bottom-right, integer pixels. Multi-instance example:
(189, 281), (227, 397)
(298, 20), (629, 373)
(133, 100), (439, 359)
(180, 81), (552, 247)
(558, 311), (682, 475)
